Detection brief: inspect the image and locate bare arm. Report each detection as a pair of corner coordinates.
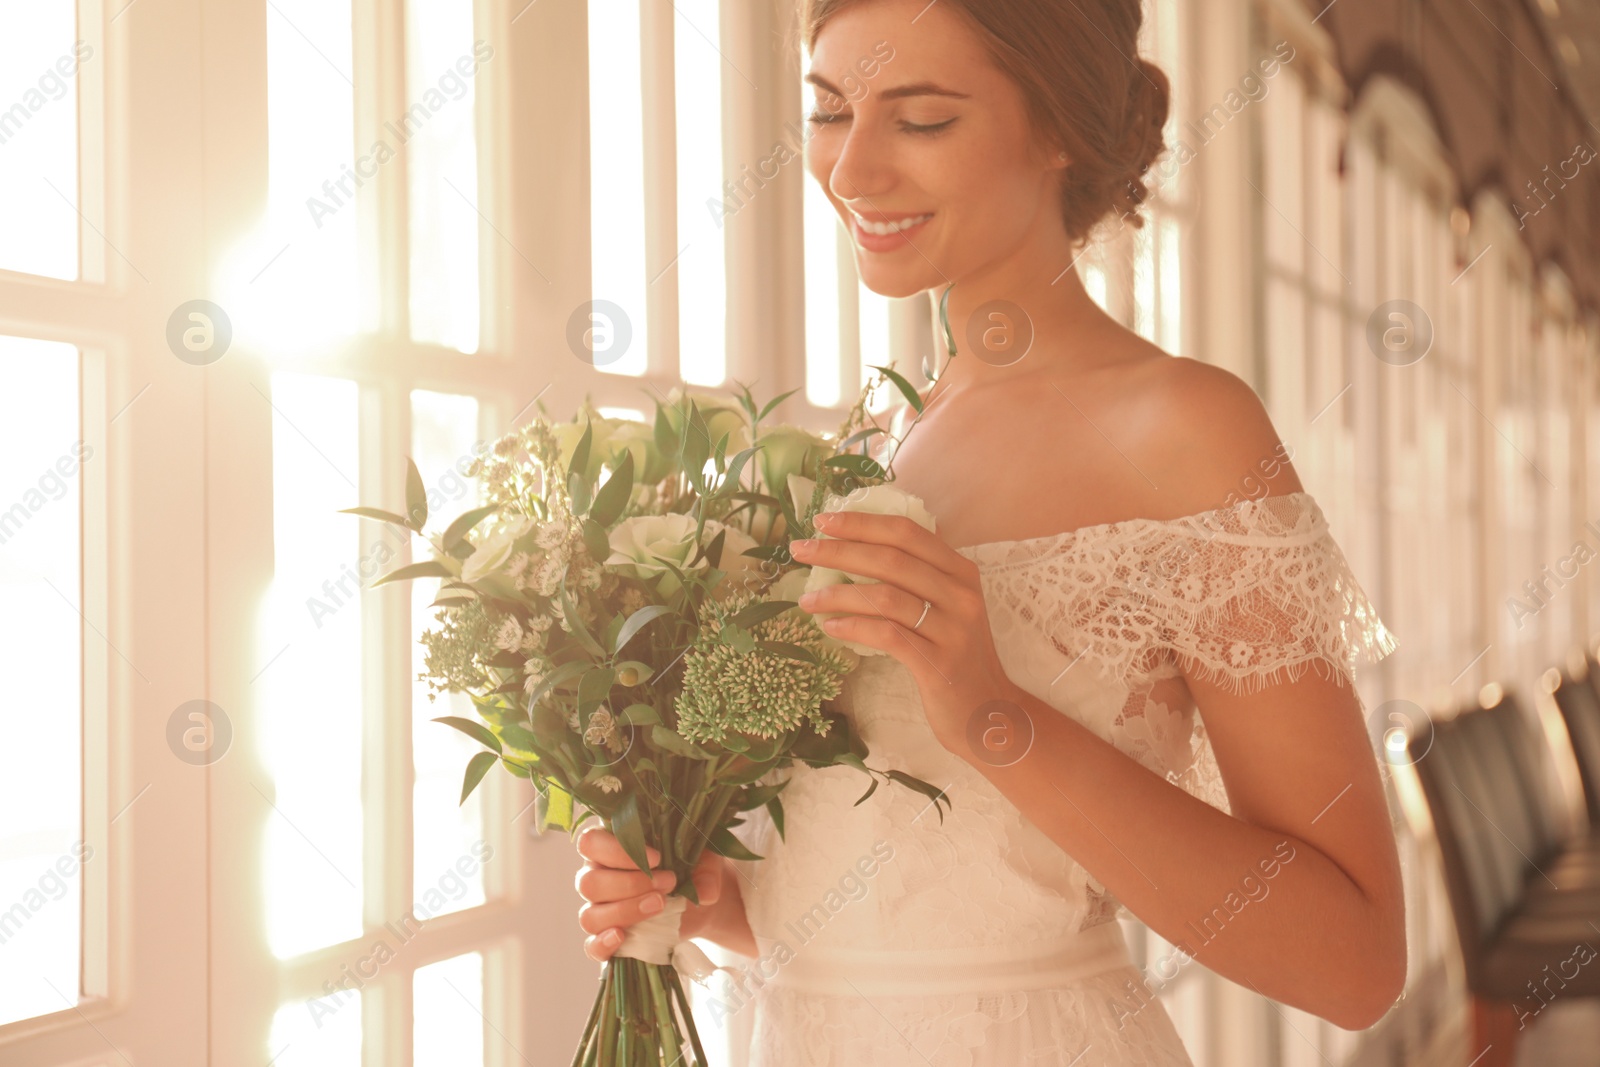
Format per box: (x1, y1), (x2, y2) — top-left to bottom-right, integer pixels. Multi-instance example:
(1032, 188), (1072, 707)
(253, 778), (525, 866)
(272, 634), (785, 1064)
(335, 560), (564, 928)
(948, 665), (1406, 1030)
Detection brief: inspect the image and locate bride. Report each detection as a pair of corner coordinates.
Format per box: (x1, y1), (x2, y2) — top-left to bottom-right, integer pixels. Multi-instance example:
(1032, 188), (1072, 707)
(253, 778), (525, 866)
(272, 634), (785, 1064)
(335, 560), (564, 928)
(573, 0), (1406, 1062)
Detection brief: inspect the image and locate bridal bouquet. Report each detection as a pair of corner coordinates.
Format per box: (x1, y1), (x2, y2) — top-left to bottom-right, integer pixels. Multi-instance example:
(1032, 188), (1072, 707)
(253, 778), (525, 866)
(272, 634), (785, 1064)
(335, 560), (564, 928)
(343, 373), (949, 1067)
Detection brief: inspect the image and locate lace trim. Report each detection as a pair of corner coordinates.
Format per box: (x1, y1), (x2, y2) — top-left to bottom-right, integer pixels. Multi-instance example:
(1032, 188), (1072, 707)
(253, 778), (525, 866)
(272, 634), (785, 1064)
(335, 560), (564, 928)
(954, 491), (1398, 698)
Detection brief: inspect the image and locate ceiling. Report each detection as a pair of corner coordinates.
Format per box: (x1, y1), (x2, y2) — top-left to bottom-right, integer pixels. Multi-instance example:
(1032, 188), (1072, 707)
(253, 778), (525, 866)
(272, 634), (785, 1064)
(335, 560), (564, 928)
(1533, 0), (1600, 136)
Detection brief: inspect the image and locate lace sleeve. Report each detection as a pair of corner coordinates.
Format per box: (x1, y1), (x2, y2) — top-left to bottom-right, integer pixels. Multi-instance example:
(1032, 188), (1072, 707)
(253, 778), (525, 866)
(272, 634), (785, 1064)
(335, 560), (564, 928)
(1133, 493), (1398, 695)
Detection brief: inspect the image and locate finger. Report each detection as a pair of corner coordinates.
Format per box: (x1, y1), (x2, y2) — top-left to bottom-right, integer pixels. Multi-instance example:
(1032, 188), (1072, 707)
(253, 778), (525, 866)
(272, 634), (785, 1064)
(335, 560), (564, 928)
(576, 826), (661, 871)
(585, 928), (624, 962)
(792, 536), (949, 604)
(813, 510), (969, 576)
(819, 613), (938, 665)
(689, 852), (723, 904)
(801, 580), (932, 634)
(575, 864), (677, 904)
(579, 890), (671, 936)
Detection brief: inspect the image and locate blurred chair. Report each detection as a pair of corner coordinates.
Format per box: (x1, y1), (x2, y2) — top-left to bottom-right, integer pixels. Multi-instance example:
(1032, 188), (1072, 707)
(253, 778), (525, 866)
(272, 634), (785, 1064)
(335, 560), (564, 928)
(1407, 686), (1600, 1067)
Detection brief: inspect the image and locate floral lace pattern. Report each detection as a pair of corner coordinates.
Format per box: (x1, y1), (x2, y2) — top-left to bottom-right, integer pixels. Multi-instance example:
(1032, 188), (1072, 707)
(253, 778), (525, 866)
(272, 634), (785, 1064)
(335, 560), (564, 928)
(711, 492), (1396, 1066)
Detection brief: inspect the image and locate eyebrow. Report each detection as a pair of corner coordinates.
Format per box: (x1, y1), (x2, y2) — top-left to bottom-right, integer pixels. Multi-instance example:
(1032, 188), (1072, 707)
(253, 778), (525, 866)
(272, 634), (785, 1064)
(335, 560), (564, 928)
(804, 72), (970, 101)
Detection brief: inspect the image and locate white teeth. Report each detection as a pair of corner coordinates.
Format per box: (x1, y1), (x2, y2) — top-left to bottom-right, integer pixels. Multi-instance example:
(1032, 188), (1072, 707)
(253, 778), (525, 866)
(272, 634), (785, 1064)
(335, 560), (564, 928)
(854, 213), (932, 236)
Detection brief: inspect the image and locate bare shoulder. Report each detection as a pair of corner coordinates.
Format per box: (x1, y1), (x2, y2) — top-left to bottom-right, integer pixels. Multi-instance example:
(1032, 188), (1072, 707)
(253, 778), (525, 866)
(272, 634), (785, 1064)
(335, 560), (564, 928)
(1119, 353), (1305, 514)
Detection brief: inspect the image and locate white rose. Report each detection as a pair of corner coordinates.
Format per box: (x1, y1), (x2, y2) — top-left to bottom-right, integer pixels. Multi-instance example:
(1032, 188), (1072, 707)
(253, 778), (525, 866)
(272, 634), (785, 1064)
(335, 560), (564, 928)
(606, 513), (706, 598)
(703, 520), (768, 601)
(460, 518), (533, 584)
(800, 484), (937, 657)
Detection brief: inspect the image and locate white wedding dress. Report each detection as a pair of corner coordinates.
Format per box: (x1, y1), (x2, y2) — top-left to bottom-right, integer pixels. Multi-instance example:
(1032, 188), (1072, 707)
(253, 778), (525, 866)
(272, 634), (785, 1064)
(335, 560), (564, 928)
(690, 491), (1398, 1066)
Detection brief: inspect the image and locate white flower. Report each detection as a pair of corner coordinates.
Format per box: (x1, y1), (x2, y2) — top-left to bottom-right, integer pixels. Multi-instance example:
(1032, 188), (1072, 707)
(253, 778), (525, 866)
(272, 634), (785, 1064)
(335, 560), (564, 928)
(754, 424), (831, 497)
(605, 513), (706, 598)
(492, 615), (524, 651)
(595, 775), (623, 795)
(461, 517), (533, 584)
(703, 520), (767, 601)
(801, 484), (937, 657)
(769, 568), (810, 607)
(788, 474), (818, 517)
(525, 555), (564, 597)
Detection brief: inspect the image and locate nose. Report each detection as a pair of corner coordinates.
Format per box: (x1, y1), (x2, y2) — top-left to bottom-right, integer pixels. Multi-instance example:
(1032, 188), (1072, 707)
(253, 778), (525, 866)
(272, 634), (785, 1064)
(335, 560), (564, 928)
(825, 110), (895, 205)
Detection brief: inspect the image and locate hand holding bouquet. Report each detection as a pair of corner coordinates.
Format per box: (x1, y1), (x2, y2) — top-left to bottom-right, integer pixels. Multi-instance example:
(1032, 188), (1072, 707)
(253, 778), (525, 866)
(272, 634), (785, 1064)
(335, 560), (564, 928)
(344, 371), (949, 1066)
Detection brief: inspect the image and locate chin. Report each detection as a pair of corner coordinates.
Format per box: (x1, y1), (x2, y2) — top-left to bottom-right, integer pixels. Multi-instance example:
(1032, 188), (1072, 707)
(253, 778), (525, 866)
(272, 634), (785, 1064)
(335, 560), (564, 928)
(856, 265), (945, 300)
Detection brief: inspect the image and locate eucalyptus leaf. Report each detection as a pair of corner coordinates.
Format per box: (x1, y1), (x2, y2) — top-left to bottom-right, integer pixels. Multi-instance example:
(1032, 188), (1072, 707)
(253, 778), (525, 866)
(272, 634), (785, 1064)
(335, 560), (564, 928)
(767, 795), (786, 840)
(707, 825), (763, 862)
(756, 640), (817, 665)
(577, 667), (617, 714)
(610, 793), (652, 873)
(371, 560), (452, 588)
(822, 453), (885, 479)
(618, 702), (661, 726)
(558, 587), (606, 658)
(404, 457), (428, 531)
(433, 715), (502, 753)
(441, 504), (500, 550)
(869, 363), (923, 413)
(581, 518), (611, 567)
(590, 449), (634, 527)
(537, 780), (575, 834)
(650, 725), (710, 760)
(459, 750), (497, 804)
(568, 418), (594, 483)
(730, 600), (797, 630)
(756, 387), (801, 423)
(853, 776), (880, 806)
(526, 659), (589, 714)
(615, 605), (673, 655)
(339, 505), (414, 529)
(497, 722), (541, 754)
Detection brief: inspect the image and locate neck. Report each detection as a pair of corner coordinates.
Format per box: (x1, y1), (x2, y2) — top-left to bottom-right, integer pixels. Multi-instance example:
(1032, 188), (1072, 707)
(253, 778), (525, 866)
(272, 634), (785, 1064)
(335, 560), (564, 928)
(925, 244), (1112, 396)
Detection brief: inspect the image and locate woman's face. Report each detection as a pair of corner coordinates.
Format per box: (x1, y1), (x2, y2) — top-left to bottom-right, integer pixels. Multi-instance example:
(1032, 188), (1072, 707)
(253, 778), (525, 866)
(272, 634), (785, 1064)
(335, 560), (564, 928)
(804, 0), (1066, 299)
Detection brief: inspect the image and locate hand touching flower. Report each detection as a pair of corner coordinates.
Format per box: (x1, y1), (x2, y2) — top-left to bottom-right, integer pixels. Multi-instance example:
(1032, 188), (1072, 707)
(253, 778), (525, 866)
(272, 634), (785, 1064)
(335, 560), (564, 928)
(789, 503), (1024, 755)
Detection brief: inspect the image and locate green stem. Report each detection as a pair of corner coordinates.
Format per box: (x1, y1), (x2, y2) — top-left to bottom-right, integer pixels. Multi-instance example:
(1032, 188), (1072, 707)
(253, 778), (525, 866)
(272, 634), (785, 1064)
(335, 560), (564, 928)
(598, 963), (618, 1066)
(645, 964), (680, 1065)
(667, 966), (709, 1067)
(571, 970), (606, 1067)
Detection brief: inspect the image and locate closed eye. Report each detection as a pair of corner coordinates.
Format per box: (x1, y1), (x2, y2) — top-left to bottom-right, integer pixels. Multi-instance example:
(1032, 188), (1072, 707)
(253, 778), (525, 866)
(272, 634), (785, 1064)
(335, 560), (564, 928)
(804, 111), (957, 137)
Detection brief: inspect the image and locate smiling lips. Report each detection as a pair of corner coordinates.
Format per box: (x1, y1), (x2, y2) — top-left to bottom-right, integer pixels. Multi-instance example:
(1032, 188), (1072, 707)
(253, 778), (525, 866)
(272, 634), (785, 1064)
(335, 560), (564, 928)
(848, 210), (934, 249)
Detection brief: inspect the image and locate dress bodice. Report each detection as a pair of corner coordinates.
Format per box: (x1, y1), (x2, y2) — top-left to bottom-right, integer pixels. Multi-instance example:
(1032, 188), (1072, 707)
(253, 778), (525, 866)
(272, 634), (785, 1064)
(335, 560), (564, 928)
(713, 491), (1397, 1065)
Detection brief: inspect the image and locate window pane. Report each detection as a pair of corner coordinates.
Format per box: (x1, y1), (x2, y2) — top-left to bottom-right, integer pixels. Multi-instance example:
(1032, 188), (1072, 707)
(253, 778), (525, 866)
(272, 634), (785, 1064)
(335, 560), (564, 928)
(1133, 220), (1156, 342)
(261, 372), (365, 957)
(411, 390), (487, 916)
(270, 993), (363, 1065)
(675, 0), (727, 385)
(258, 0), (361, 348)
(1158, 215), (1182, 354)
(408, 0), (483, 354)
(589, 0), (648, 377)
(414, 952), (484, 1065)
(0, 336), (82, 1026)
(0, 2), (81, 279)
(804, 179), (844, 408)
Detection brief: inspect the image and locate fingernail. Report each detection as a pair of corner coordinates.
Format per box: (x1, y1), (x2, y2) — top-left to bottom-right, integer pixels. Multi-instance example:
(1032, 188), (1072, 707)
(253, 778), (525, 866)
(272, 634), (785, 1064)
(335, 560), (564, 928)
(655, 870), (677, 889)
(641, 893), (663, 913)
(604, 929), (622, 947)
